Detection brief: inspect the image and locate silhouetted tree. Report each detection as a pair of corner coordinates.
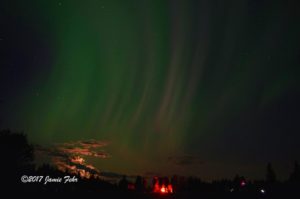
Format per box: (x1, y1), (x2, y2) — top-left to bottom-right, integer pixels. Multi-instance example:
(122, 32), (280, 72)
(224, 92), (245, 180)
(289, 161), (300, 183)
(118, 175), (129, 191)
(0, 129), (34, 183)
(134, 175), (144, 192)
(233, 174), (241, 184)
(266, 162), (276, 183)
(171, 175), (178, 192)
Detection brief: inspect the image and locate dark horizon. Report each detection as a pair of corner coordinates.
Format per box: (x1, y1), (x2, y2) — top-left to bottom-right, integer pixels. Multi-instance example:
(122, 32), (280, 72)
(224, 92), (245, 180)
(1, 129), (300, 198)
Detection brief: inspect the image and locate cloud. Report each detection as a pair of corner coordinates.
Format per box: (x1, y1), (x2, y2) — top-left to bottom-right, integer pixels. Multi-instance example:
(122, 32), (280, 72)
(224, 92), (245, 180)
(57, 147), (109, 158)
(78, 140), (109, 148)
(35, 139), (110, 178)
(60, 139), (109, 149)
(167, 155), (204, 166)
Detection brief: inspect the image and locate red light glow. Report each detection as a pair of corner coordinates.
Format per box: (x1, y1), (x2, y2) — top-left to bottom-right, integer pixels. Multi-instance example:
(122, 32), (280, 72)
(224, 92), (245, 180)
(160, 185), (167, 193)
(152, 177), (173, 194)
(241, 180), (246, 187)
(167, 184), (173, 193)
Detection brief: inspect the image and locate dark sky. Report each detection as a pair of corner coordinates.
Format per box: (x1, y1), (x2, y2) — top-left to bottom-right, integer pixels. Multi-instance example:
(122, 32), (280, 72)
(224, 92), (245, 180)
(1, 0), (300, 181)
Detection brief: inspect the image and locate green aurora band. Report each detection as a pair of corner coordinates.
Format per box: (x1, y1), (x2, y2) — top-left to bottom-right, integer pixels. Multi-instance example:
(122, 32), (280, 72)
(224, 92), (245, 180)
(2, 0), (299, 180)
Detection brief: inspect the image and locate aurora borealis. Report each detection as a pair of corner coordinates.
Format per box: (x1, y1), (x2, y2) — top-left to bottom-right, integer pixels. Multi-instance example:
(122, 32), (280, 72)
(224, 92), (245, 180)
(1, 0), (300, 180)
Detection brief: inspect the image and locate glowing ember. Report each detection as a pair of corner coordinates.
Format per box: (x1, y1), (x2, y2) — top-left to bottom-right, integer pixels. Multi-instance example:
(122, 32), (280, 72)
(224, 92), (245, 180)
(160, 185), (167, 193)
(153, 183), (160, 193)
(167, 184), (173, 193)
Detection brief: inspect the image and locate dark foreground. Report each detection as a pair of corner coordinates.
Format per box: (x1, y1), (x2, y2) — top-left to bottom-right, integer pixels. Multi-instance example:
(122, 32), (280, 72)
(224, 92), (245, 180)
(5, 180), (300, 199)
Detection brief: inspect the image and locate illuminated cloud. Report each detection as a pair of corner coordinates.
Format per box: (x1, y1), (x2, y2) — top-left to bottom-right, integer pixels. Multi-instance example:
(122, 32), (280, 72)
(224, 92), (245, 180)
(35, 139), (110, 178)
(61, 139), (109, 149)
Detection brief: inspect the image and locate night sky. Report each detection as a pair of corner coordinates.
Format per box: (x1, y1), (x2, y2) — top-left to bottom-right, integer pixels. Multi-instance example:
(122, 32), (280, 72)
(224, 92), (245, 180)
(1, 0), (300, 181)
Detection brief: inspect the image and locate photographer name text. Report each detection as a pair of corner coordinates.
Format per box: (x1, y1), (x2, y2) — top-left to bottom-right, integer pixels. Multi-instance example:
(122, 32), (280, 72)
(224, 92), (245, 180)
(21, 175), (78, 184)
